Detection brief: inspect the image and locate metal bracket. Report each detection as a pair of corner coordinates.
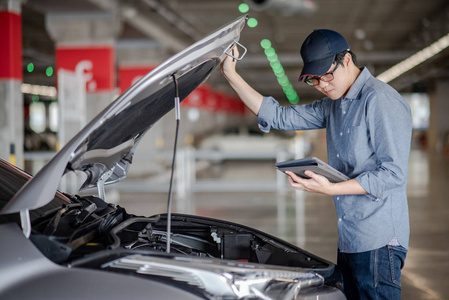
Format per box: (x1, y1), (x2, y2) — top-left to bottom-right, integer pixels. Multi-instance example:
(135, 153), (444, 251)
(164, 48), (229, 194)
(225, 40), (247, 61)
(20, 209), (31, 238)
(172, 74), (180, 121)
(97, 167), (115, 201)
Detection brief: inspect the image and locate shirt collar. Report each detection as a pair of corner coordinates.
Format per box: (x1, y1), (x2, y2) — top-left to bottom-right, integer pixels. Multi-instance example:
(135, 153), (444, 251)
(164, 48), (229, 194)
(344, 67), (372, 100)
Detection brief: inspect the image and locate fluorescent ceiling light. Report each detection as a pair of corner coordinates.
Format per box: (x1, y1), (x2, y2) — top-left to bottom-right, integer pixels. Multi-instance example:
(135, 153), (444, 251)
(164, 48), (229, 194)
(377, 33), (449, 83)
(21, 83), (57, 98)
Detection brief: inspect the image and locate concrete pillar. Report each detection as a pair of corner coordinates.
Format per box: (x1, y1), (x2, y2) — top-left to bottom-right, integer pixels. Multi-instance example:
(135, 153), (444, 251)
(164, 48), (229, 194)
(45, 5), (122, 122)
(0, 0), (24, 167)
(428, 79), (449, 153)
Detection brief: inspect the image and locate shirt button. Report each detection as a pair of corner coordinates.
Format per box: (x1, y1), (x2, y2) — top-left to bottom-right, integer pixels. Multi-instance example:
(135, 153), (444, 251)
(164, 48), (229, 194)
(337, 154), (340, 158)
(338, 218), (342, 222)
(340, 132), (343, 136)
(337, 197), (340, 200)
(343, 111), (346, 114)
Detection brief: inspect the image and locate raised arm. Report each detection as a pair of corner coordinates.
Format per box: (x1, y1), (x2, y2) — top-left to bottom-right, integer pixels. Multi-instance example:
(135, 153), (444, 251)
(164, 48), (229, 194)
(220, 46), (264, 115)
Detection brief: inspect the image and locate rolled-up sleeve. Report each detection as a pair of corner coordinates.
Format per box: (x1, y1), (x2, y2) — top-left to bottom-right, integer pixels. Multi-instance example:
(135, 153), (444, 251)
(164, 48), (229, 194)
(355, 88), (412, 199)
(258, 96), (327, 133)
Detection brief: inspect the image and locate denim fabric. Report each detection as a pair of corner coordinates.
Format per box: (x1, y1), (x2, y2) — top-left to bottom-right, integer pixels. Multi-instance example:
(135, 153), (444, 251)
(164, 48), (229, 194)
(337, 245), (407, 300)
(257, 67), (412, 252)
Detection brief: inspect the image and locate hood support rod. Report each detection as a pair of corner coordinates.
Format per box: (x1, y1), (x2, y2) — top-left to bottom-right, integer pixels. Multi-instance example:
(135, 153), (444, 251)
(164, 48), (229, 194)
(166, 73), (180, 253)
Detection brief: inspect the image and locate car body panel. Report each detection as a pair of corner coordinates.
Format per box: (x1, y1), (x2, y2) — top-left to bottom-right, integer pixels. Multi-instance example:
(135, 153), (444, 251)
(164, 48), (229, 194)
(0, 224), (202, 300)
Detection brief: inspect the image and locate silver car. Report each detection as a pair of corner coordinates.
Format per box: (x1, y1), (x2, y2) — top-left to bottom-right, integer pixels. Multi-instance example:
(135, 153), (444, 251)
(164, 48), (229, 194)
(0, 16), (346, 300)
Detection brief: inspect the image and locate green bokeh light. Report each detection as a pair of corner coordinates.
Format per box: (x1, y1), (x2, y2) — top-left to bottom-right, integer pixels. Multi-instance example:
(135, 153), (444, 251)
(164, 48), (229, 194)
(286, 90), (297, 98)
(238, 3), (250, 13)
(274, 68), (285, 77)
(260, 39), (271, 49)
(267, 54), (278, 63)
(46, 66), (54, 77)
(32, 94), (39, 103)
(271, 61), (282, 70)
(288, 94), (300, 104)
(260, 38), (299, 104)
(283, 85), (294, 93)
(247, 18), (258, 28)
(27, 63), (34, 73)
(277, 76), (289, 86)
(264, 47), (276, 57)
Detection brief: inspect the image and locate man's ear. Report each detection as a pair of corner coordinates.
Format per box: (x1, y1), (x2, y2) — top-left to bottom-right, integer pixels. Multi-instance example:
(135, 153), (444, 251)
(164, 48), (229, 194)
(344, 52), (351, 66)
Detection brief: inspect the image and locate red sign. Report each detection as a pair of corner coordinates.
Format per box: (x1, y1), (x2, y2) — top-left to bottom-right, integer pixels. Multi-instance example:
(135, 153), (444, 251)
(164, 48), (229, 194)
(183, 85), (210, 108)
(182, 85), (246, 115)
(56, 46), (114, 92)
(217, 93), (246, 115)
(0, 11), (22, 80)
(229, 96), (247, 115)
(118, 66), (155, 94)
(205, 90), (220, 112)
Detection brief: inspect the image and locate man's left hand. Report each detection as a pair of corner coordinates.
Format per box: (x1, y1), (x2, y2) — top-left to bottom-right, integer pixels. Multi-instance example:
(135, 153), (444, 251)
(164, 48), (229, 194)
(285, 170), (335, 195)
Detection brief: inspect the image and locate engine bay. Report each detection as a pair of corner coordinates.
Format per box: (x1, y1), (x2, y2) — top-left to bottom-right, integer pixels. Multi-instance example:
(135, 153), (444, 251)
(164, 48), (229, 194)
(29, 194), (329, 271)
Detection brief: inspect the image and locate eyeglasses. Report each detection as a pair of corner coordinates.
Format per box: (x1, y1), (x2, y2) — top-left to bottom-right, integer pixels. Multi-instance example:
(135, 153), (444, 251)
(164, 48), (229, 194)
(304, 63), (341, 86)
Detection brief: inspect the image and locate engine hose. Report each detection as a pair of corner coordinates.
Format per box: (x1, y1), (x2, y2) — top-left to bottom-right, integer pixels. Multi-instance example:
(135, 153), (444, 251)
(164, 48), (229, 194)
(108, 216), (160, 250)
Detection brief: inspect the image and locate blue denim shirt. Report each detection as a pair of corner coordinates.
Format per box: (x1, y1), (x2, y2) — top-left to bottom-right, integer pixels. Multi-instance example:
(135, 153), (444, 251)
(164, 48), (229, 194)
(258, 68), (412, 253)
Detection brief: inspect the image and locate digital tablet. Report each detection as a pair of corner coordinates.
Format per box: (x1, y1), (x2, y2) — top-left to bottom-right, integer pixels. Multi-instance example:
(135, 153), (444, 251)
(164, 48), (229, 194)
(275, 157), (349, 183)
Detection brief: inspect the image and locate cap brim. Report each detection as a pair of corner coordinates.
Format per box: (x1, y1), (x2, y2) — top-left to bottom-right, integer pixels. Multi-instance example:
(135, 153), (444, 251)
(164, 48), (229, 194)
(298, 55), (335, 82)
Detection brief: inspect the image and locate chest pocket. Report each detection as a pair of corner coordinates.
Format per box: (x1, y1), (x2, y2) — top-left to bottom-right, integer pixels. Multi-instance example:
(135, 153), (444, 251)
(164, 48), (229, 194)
(343, 125), (371, 165)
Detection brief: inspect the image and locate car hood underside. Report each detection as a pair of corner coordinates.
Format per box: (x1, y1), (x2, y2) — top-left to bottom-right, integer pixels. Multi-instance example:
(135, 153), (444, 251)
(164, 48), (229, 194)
(1, 15), (247, 216)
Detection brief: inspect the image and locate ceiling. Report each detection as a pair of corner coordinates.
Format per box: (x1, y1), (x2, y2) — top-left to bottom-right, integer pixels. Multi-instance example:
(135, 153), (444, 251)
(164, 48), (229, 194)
(22, 0), (449, 103)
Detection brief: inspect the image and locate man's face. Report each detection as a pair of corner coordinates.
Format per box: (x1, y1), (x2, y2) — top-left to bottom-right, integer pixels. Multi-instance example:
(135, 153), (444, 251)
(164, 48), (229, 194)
(312, 54), (351, 100)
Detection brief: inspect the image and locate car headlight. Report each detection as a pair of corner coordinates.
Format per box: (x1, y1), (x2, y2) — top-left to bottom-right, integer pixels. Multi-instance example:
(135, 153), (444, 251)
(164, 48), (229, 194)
(104, 254), (324, 299)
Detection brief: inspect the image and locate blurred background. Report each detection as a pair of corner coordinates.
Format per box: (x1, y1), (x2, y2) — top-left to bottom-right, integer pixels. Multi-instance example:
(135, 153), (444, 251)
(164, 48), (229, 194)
(1, 0), (449, 299)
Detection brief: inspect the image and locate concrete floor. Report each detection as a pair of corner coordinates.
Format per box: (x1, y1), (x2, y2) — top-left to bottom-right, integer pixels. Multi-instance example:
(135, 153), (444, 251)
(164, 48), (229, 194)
(115, 148), (449, 300)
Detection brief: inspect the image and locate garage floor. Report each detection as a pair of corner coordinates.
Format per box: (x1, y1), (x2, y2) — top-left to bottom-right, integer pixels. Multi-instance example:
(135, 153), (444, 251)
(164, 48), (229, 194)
(116, 148), (449, 299)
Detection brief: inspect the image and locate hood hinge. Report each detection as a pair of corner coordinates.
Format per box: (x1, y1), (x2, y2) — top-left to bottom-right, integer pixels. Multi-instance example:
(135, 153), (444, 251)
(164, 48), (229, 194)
(20, 209), (31, 238)
(97, 167), (115, 201)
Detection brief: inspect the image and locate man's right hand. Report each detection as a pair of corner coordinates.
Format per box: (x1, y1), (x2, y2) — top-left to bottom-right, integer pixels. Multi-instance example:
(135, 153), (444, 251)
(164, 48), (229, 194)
(220, 46), (239, 80)
(219, 45), (264, 115)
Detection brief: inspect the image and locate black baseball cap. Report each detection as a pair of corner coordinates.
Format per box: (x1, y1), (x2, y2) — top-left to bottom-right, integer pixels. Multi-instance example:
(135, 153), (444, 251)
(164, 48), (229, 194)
(298, 29), (350, 81)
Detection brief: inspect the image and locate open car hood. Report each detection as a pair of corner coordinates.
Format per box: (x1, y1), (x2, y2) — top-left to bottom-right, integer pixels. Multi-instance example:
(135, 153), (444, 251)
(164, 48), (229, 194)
(2, 15), (247, 215)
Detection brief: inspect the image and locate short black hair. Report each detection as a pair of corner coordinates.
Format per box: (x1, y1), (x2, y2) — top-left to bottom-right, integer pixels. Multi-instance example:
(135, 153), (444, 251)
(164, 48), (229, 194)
(334, 50), (358, 67)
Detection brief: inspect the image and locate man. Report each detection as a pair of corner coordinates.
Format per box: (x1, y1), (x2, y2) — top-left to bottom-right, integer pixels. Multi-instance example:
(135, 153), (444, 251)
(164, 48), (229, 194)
(221, 29), (412, 299)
